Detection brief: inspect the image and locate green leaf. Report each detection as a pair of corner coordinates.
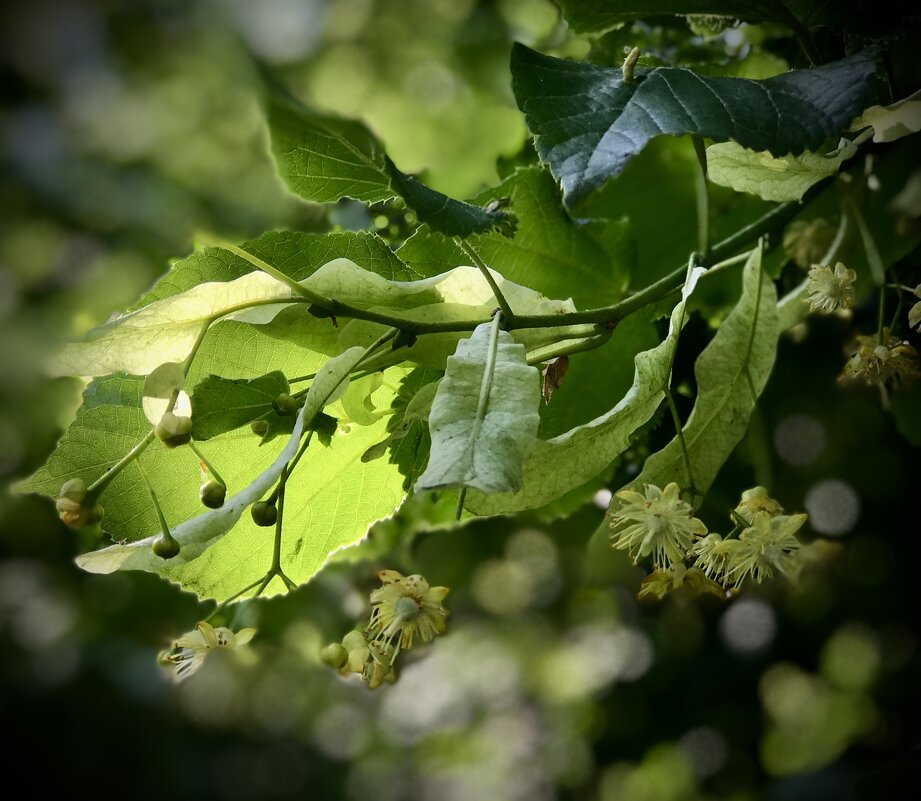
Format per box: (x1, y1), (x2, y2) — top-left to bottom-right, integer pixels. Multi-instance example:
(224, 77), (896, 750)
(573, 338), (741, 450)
(511, 43), (877, 206)
(397, 167), (634, 307)
(65, 348), (409, 600)
(267, 85), (516, 237)
(625, 245), (778, 497)
(386, 158), (517, 238)
(850, 90), (921, 144)
(707, 139), (857, 202)
(416, 320), (541, 494)
(134, 230), (422, 310)
(466, 267), (703, 515)
(52, 270), (305, 377)
(267, 87), (393, 204)
(191, 371), (290, 441)
(554, 0), (881, 34)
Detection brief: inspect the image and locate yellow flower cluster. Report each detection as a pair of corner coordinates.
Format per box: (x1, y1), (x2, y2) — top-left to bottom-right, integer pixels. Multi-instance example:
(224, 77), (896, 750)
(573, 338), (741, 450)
(321, 570), (449, 689)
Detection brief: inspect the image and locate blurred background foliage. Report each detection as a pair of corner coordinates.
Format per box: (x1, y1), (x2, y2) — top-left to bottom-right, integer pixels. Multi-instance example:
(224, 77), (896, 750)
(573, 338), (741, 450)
(1, 1), (920, 799)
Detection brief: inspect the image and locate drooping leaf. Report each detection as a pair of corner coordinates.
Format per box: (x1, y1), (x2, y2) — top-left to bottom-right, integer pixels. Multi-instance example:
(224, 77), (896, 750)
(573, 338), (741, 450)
(386, 158), (517, 238)
(60, 348), (409, 600)
(191, 371), (291, 440)
(52, 271), (306, 377)
(624, 244), (778, 497)
(850, 90), (921, 144)
(416, 321), (541, 494)
(267, 85), (515, 237)
(267, 87), (393, 204)
(466, 267), (703, 515)
(707, 139), (857, 201)
(397, 166), (634, 307)
(134, 230), (423, 310)
(553, 0), (891, 34)
(60, 254), (584, 378)
(511, 43), (877, 206)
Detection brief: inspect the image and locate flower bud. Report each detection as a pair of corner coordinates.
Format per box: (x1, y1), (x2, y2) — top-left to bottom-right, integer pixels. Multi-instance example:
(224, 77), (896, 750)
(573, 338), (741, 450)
(155, 412), (192, 448)
(251, 500), (278, 527)
(59, 478), (88, 504)
(250, 419), (270, 438)
(199, 480), (226, 509)
(320, 642), (348, 669)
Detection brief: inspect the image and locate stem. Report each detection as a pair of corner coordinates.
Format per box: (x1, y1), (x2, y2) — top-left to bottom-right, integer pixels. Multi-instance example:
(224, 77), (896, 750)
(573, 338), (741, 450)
(136, 457), (172, 540)
(218, 242), (331, 307)
(87, 430), (156, 497)
(525, 330), (612, 365)
(821, 211), (849, 265)
(206, 576), (267, 620)
(665, 387), (698, 499)
(189, 441), (226, 487)
(692, 134), (709, 257)
(877, 285), (887, 344)
(700, 250), (753, 279)
(456, 238), (515, 324)
(455, 488), (467, 521)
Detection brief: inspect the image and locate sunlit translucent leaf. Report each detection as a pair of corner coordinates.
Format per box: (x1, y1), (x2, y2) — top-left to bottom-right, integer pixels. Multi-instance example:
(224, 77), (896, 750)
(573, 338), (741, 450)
(134, 231), (423, 310)
(52, 271), (304, 377)
(267, 88), (393, 204)
(191, 371), (290, 440)
(267, 85), (515, 237)
(707, 139), (857, 201)
(59, 348), (409, 600)
(850, 90), (921, 143)
(59, 253), (584, 378)
(624, 245), (778, 497)
(511, 43), (877, 206)
(554, 0), (883, 33)
(466, 267), (703, 515)
(397, 166), (634, 307)
(416, 322), (541, 494)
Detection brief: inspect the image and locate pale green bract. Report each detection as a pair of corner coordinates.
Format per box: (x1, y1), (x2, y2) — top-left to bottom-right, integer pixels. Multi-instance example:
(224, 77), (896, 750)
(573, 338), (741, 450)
(622, 245), (778, 497)
(416, 322), (541, 494)
(73, 347), (408, 599)
(850, 90), (921, 144)
(707, 140), (858, 202)
(52, 258), (579, 378)
(466, 266), (704, 515)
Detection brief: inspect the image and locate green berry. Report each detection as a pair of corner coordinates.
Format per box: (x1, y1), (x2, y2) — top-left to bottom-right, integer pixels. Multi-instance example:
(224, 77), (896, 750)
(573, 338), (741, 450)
(250, 419), (270, 438)
(272, 393), (301, 416)
(152, 534), (181, 559)
(251, 501), (278, 527)
(199, 480), (226, 509)
(155, 412), (193, 448)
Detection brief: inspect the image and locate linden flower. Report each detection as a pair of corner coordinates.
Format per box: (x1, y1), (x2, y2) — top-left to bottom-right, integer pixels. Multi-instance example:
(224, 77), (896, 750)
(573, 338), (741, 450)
(805, 262), (856, 313)
(609, 482), (707, 569)
(727, 511), (808, 587)
(735, 486), (783, 521)
(691, 533), (740, 584)
(368, 570), (449, 655)
(161, 621), (256, 682)
(335, 630), (395, 689)
(840, 330), (920, 388)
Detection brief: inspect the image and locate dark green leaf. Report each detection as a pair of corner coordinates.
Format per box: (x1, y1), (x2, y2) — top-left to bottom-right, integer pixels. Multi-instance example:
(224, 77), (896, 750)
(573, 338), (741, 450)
(386, 158), (517, 238)
(511, 43), (877, 206)
(397, 167), (634, 306)
(191, 371), (290, 441)
(554, 0), (894, 34)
